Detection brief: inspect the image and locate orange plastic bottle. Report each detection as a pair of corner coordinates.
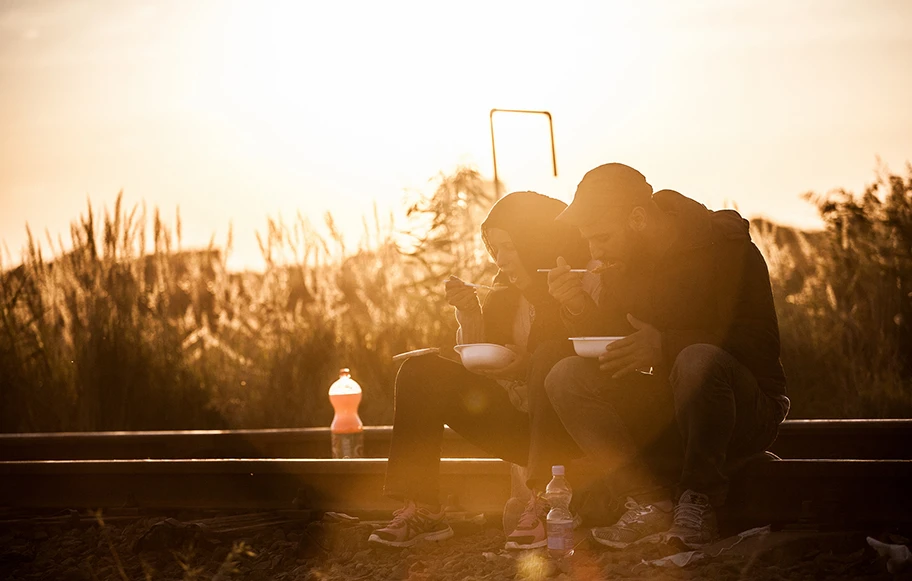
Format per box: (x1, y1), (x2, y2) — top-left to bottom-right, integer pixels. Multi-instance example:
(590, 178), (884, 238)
(328, 368), (364, 458)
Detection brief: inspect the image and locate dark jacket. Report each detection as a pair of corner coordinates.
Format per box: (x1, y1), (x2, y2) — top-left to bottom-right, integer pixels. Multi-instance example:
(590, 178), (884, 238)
(562, 190), (789, 417)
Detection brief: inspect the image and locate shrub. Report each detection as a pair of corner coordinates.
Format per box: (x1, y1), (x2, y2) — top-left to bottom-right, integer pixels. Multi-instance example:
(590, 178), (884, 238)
(755, 164), (912, 417)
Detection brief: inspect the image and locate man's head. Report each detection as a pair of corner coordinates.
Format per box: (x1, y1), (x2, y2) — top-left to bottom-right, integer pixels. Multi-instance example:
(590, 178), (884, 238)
(556, 163), (656, 268)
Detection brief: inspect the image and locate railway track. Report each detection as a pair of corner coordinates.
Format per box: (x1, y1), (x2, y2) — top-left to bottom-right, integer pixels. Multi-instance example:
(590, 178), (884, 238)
(3, 419), (911, 461)
(1, 420), (910, 531)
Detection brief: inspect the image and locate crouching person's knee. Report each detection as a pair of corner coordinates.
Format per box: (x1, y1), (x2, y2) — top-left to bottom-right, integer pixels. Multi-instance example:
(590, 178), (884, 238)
(395, 353), (443, 396)
(670, 343), (733, 399)
(545, 355), (593, 411)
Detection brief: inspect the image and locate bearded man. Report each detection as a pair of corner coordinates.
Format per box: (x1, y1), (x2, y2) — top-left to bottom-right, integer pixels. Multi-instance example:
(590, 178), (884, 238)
(545, 163), (789, 549)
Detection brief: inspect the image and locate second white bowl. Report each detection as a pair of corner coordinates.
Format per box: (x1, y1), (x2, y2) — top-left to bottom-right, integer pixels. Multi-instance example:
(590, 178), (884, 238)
(569, 336), (625, 358)
(453, 343), (516, 372)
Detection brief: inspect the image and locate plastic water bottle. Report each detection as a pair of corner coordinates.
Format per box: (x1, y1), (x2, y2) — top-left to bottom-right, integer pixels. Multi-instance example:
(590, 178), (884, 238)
(545, 465), (574, 560)
(328, 368), (364, 458)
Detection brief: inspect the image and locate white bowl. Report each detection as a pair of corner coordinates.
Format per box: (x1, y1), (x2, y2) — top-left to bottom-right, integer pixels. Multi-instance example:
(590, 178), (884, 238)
(453, 343), (516, 372)
(569, 336), (625, 358)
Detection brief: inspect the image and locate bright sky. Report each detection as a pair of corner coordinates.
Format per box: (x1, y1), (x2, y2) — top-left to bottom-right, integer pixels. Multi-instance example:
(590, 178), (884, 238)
(1, 0), (910, 271)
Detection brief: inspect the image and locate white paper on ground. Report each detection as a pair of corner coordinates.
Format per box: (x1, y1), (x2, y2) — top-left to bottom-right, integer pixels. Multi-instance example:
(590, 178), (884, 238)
(867, 536), (912, 574)
(644, 525), (772, 568)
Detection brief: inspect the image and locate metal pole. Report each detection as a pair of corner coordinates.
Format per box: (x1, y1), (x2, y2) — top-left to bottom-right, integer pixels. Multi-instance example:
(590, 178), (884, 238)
(489, 109), (558, 198)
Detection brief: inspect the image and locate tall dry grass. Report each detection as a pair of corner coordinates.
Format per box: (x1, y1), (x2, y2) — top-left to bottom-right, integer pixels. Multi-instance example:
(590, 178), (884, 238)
(754, 163), (912, 417)
(0, 196), (224, 431)
(0, 167), (496, 431)
(1, 164), (910, 431)
(188, 166), (497, 429)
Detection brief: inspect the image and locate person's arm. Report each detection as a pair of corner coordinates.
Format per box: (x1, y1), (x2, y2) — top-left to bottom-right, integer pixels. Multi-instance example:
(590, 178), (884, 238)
(559, 264), (632, 337)
(559, 296), (604, 336)
(455, 307), (485, 344)
(550, 256), (627, 336)
(445, 275), (485, 344)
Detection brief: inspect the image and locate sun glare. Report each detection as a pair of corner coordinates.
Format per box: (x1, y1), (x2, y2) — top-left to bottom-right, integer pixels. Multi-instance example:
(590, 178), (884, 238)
(1, 0), (909, 271)
(181, 1), (647, 204)
(164, 1), (638, 269)
(189, 3), (481, 171)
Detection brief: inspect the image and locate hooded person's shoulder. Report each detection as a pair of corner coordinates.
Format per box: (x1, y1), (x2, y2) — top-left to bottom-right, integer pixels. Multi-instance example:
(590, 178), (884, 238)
(710, 209), (751, 242)
(653, 189), (750, 244)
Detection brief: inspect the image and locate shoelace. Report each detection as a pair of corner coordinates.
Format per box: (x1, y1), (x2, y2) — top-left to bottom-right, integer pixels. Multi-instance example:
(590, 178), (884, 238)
(387, 500), (418, 527)
(673, 499), (706, 530)
(617, 498), (654, 526)
(515, 495), (547, 528)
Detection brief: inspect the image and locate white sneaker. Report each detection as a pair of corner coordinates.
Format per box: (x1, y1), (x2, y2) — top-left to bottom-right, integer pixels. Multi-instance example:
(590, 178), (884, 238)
(590, 498), (672, 549)
(368, 500), (454, 548)
(664, 490), (718, 549)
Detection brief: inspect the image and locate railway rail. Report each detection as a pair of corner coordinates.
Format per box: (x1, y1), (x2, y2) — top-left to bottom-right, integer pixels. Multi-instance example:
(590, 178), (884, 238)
(1, 420), (910, 531)
(2, 419), (911, 461)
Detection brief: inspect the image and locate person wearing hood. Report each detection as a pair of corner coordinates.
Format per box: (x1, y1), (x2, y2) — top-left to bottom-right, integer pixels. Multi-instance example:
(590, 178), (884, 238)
(369, 191), (593, 549)
(544, 163), (789, 550)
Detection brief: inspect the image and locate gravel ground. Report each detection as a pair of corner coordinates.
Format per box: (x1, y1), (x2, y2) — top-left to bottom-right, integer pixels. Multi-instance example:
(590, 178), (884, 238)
(0, 510), (906, 581)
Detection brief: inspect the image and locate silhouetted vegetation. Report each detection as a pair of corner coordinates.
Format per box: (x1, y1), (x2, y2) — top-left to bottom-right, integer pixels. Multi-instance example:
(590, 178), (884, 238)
(756, 164), (912, 417)
(1, 165), (910, 431)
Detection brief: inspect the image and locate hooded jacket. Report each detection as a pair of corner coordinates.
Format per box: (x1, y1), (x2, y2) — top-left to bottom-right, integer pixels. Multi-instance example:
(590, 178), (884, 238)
(563, 190), (789, 417)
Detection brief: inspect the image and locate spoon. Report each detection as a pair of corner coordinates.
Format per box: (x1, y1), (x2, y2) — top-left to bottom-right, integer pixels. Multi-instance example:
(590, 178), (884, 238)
(537, 264), (616, 274)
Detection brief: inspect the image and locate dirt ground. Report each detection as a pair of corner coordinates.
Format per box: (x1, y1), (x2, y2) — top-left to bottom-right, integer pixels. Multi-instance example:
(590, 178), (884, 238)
(0, 510), (906, 581)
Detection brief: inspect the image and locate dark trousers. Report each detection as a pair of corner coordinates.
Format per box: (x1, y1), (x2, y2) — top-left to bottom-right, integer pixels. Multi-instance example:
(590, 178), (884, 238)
(545, 343), (782, 506)
(383, 340), (580, 505)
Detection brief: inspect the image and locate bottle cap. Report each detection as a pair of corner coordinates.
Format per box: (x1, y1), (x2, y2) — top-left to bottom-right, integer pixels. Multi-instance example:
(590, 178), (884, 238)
(329, 368), (362, 395)
(551, 465), (565, 476)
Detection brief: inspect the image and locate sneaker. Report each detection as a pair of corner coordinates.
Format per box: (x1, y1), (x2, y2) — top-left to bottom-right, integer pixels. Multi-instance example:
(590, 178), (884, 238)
(368, 500), (454, 548)
(590, 497), (672, 549)
(664, 490), (718, 549)
(504, 494), (549, 550)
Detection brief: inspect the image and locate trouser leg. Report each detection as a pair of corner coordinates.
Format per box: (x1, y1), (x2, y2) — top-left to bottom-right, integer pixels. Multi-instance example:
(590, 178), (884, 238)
(383, 354), (529, 505)
(525, 339), (583, 490)
(671, 343), (781, 505)
(545, 356), (679, 503)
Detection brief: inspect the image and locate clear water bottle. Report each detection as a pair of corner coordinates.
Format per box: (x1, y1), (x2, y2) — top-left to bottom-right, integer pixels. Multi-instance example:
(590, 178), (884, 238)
(328, 368), (364, 458)
(545, 465), (574, 560)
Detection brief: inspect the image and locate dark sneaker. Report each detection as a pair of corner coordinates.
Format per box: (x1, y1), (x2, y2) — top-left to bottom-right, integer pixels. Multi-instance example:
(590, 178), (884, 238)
(590, 497), (672, 549)
(504, 493), (549, 550)
(368, 501), (454, 548)
(665, 490), (718, 549)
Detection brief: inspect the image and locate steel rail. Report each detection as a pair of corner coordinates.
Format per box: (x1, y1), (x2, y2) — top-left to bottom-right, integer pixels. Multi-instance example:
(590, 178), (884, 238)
(2, 420), (911, 461)
(2, 420), (912, 529)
